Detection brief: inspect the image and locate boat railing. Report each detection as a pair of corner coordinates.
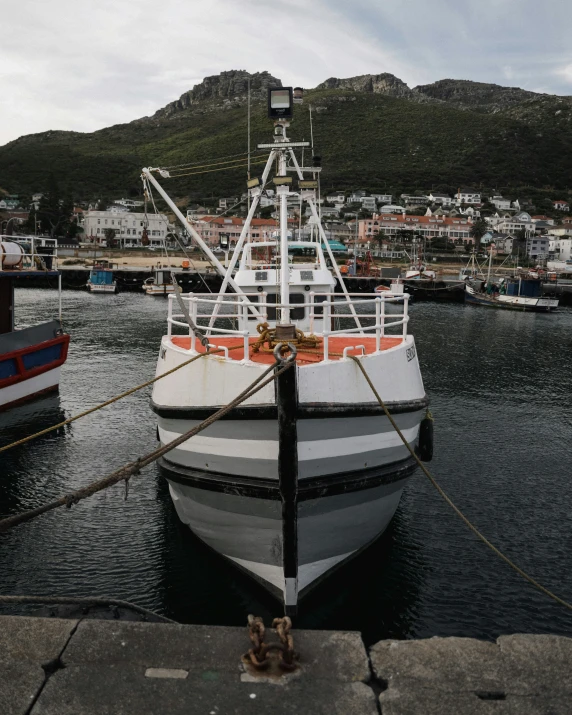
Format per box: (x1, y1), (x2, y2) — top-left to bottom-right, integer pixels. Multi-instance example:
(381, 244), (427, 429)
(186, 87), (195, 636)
(167, 291), (410, 361)
(0, 237), (59, 272)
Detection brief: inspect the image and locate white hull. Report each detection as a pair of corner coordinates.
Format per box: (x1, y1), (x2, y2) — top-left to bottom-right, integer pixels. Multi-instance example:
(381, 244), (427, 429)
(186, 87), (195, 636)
(153, 333), (426, 605)
(144, 285), (175, 296)
(496, 294), (558, 309)
(0, 366), (61, 409)
(167, 475), (409, 600)
(88, 283), (117, 293)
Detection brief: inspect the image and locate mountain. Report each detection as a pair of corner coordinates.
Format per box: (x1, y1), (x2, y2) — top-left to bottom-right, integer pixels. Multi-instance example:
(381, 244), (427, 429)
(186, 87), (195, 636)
(1, 70), (572, 203)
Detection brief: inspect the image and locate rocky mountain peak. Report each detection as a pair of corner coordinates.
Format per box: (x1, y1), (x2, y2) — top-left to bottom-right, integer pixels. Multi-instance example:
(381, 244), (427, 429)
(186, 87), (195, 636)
(413, 79), (541, 109)
(155, 70), (282, 117)
(315, 73), (414, 99)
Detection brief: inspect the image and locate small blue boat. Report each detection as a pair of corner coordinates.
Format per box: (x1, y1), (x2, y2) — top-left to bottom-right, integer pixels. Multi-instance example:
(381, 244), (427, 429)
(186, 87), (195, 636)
(87, 266), (117, 293)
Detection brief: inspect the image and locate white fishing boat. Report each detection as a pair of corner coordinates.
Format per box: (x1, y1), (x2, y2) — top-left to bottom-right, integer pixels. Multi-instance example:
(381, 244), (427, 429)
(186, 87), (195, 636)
(145, 87), (430, 613)
(144, 269), (176, 296)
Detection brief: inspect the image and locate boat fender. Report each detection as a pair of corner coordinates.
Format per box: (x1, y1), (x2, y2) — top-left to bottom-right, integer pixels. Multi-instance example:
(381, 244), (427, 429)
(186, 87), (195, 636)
(417, 410), (434, 462)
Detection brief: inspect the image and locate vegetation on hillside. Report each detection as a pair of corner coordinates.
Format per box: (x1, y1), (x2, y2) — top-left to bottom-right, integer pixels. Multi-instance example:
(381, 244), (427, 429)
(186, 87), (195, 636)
(1, 86), (572, 204)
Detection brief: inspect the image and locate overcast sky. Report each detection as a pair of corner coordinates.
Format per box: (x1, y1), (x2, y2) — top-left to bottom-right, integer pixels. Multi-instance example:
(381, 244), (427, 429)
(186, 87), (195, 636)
(1, 0), (571, 146)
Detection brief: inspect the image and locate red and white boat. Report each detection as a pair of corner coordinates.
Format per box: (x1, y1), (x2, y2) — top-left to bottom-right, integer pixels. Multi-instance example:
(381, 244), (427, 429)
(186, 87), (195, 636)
(0, 238), (69, 411)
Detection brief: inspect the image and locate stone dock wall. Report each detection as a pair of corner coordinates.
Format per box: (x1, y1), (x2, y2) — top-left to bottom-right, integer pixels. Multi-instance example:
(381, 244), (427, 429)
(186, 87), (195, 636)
(1, 615), (570, 714)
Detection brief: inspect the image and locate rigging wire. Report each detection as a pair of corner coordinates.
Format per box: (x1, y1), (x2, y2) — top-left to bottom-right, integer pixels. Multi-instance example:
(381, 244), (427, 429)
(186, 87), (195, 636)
(167, 159), (267, 180)
(161, 150), (265, 171)
(146, 180), (214, 292)
(167, 155), (264, 175)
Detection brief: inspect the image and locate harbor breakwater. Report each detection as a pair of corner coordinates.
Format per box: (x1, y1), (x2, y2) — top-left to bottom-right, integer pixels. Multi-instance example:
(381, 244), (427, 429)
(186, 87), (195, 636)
(2, 615), (571, 714)
(13, 266), (572, 303)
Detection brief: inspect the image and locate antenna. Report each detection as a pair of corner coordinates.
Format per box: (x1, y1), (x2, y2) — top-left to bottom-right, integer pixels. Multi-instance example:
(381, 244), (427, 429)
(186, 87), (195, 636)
(247, 76), (251, 240)
(309, 104), (314, 151)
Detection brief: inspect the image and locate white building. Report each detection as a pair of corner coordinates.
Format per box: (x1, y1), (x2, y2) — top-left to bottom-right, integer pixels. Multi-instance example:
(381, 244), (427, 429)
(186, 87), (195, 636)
(326, 194), (345, 204)
(372, 194), (393, 204)
(548, 226), (572, 237)
(82, 210), (174, 246)
(493, 212), (535, 236)
(114, 198), (144, 209)
(401, 194), (429, 206)
(379, 204), (405, 214)
(428, 193), (452, 206)
(348, 191), (366, 204)
(491, 196), (512, 210)
(552, 200), (570, 212)
(456, 188), (481, 205)
(549, 238), (572, 262)
(360, 196), (377, 211)
(218, 197), (238, 210)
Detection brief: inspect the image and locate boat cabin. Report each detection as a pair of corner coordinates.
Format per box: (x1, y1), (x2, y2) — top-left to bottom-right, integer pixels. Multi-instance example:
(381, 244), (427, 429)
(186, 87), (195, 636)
(234, 241), (336, 333)
(504, 277), (542, 298)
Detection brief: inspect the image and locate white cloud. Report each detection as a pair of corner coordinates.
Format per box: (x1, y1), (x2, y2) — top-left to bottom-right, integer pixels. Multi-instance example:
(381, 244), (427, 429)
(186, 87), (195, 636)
(0, 0), (571, 145)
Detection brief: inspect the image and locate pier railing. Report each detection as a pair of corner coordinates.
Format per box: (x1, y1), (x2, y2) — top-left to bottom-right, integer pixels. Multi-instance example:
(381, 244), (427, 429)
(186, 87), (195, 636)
(167, 291), (410, 361)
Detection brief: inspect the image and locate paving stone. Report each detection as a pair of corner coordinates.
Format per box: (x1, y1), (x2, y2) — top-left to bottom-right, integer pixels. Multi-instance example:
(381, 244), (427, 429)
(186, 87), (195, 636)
(0, 616), (78, 715)
(0, 616), (78, 664)
(0, 663), (47, 715)
(498, 634), (572, 696)
(369, 636), (505, 693)
(379, 687), (572, 715)
(30, 665), (378, 715)
(61, 620), (369, 683)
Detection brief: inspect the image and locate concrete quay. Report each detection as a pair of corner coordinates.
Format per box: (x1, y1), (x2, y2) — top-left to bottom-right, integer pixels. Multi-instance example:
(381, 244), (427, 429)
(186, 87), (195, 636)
(1, 615), (571, 714)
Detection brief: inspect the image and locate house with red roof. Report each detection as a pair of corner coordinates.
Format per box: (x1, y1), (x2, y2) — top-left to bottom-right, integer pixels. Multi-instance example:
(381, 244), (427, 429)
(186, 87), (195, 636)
(190, 216), (296, 245)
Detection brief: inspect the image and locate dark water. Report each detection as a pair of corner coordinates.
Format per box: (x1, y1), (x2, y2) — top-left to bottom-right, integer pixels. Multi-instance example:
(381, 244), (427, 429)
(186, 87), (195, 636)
(1, 289), (572, 643)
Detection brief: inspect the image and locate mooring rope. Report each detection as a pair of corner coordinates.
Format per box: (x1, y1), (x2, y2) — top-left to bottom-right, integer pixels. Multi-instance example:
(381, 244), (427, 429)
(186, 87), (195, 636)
(0, 345), (243, 456)
(0, 359), (292, 534)
(348, 355), (572, 613)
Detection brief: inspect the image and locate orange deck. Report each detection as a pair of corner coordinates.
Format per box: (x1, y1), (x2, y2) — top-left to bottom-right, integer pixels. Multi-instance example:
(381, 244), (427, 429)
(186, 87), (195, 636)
(170, 335), (403, 365)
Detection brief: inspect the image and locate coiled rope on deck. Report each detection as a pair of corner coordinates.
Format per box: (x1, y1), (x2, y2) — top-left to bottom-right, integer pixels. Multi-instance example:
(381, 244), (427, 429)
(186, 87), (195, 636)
(0, 358), (292, 534)
(348, 355), (572, 613)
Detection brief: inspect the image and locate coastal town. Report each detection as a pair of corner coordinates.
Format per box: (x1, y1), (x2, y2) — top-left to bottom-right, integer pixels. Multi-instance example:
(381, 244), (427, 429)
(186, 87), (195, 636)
(2, 187), (572, 266)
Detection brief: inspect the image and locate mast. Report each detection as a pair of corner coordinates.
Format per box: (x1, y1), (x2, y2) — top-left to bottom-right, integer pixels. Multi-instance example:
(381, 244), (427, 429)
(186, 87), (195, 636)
(278, 146), (290, 324)
(486, 242), (493, 285)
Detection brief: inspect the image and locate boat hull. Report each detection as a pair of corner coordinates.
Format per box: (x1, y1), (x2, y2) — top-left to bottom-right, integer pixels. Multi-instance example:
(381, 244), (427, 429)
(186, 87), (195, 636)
(87, 282), (117, 293)
(160, 456), (417, 601)
(0, 321), (69, 411)
(465, 286), (558, 312)
(152, 334), (427, 608)
(144, 285), (175, 296)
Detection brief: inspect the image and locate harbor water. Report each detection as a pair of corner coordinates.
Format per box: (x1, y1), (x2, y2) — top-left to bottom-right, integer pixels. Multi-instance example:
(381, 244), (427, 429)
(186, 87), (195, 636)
(1, 288), (572, 644)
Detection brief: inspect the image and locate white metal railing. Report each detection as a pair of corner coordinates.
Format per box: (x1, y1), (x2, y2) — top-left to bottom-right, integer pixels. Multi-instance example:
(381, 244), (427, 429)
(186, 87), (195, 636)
(0, 237), (59, 272)
(167, 291), (410, 361)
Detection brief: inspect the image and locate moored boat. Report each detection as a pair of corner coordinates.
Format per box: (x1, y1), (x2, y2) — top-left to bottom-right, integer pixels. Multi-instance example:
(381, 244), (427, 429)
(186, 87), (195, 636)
(144, 269), (176, 296)
(144, 87), (430, 612)
(0, 238), (69, 411)
(87, 265), (117, 293)
(464, 247), (559, 312)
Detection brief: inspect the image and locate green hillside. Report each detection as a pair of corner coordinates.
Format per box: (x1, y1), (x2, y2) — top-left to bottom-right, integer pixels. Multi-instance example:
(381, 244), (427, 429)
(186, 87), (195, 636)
(1, 83), (572, 202)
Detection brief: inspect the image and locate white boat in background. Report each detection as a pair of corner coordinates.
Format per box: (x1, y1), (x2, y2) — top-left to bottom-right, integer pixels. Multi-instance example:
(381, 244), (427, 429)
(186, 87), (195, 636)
(144, 86), (430, 613)
(547, 260), (572, 274)
(144, 269), (176, 296)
